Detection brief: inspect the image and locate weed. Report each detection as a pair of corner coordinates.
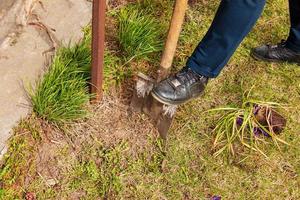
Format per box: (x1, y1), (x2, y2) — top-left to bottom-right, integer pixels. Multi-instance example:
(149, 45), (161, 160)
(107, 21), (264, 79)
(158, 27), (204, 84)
(209, 89), (289, 157)
(0, 118), (41, 199)
(67, 142), (125, 199)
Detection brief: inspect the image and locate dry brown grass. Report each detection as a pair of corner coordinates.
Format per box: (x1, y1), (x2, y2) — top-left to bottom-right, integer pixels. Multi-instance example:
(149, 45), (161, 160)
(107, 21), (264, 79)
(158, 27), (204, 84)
(69, 95), (159, 156)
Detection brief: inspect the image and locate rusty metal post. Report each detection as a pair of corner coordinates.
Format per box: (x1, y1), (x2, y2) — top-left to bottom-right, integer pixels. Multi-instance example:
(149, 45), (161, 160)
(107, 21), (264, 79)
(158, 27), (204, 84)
(91, 0), (105, 102)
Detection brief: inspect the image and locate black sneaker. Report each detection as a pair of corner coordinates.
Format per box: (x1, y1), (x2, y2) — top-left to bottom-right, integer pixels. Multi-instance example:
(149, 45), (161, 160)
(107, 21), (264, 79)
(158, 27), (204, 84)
(251, 40), (300, 65)
(151, 67), (208, 105)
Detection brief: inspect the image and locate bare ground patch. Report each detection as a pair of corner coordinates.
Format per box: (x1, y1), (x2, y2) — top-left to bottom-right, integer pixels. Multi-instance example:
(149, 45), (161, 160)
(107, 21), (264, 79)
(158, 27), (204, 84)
(1, 94), (161, 198)
(69, 95), (159, 156)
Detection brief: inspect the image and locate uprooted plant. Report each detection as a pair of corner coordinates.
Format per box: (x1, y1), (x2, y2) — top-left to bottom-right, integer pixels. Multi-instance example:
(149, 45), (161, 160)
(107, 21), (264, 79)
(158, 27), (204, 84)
(209, 89), (289, 158)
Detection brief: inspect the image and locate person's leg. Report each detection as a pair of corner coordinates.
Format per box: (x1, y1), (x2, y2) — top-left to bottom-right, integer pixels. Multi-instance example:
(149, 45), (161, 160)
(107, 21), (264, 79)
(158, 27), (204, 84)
(286, 0), (300, 52)
(251, 0), (300, 64)
(151, 0), (267, 105)
(187, 0), (266, 78)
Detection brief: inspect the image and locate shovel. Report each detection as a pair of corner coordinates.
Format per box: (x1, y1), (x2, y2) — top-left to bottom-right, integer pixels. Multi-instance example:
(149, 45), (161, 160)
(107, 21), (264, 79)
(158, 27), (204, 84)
(130, 0), (189, 139)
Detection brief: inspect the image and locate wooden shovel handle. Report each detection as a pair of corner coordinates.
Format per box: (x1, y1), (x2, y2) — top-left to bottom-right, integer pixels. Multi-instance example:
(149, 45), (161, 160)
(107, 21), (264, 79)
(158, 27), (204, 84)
(160, 0), (188, 74)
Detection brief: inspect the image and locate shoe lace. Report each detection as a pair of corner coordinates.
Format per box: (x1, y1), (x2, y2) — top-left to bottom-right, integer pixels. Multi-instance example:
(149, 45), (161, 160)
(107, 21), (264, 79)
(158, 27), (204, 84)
(176, 67), (202, 86)
(266, 39), (291, 57)
(268, 39), (286, 49)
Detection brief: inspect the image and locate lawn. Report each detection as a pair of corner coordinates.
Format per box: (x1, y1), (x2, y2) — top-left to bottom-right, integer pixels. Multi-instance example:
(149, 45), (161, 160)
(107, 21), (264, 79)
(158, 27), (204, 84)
(1, 0), (300, 199)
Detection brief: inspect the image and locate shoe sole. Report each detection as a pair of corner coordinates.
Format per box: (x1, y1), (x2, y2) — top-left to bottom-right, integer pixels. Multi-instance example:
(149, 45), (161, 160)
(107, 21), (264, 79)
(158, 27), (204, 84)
(151, 91), (186, 106)
(251, 51), (300, 66)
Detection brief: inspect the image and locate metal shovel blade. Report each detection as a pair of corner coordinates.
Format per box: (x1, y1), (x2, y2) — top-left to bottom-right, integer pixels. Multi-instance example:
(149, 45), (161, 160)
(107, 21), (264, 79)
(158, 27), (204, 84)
(130, 73), (155, 113)
(130, 73), (177, 139)
(130, 0), (188, 139)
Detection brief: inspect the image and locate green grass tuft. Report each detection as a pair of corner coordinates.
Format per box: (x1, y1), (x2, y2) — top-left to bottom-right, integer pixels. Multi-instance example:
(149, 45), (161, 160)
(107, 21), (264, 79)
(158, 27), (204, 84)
(28, 39), (91, 123)
(117, 5), (163, 61)
(28, 24), (130, 123)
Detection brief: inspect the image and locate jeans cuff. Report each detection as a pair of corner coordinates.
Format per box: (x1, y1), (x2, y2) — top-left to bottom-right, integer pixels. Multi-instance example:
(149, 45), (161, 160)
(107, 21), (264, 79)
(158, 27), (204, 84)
(186, 58), (218, 78)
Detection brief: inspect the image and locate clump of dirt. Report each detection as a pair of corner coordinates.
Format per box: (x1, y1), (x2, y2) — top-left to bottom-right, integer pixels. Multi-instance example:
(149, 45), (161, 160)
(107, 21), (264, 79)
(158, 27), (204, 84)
(254, 105), (286, 135)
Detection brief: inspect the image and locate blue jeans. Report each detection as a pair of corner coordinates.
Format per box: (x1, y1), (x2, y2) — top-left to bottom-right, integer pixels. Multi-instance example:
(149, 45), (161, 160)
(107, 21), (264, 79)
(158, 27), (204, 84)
(187, 0), (300, 78)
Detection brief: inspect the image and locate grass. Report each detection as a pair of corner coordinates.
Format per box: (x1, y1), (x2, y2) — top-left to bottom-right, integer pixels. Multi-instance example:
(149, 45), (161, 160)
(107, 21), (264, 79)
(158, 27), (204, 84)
(28, 25), (131, 123)
(0, 117), (41, 199)
(28, 35), (91, 123)
(103, 51), (130, 90)
(117, 4), (163, 61)
(66, 141), (126, 199)
(1, 0), (300, 199)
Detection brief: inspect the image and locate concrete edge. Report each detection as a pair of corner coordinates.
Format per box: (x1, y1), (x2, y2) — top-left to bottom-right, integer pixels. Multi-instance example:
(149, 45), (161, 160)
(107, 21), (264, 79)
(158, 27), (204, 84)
(0, 0), (37, 49)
